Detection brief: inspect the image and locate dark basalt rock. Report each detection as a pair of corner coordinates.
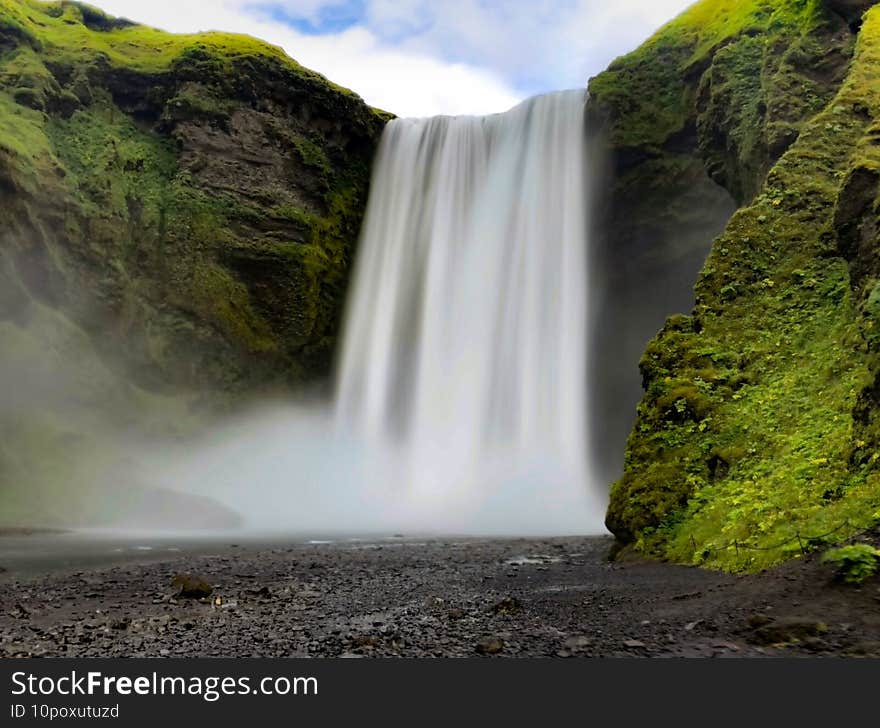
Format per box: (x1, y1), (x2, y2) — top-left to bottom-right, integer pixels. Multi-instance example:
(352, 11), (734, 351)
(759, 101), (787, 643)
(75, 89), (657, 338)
(745, 618), (829, 646)
(825, 0), (878, 28)
(475, 637), (505, 655)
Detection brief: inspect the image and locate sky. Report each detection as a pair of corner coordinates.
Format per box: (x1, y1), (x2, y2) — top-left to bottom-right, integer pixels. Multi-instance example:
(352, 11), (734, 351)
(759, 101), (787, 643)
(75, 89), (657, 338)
(96, 0), (696, 117)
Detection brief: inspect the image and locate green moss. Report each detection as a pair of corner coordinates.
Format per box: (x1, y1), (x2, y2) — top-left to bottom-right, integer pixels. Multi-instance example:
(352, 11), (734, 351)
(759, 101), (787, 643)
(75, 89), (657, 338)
(272, 203), (317, 229)
(1, 45), (60, 113)
(47, 96), (178, 219)
(187, 262), (276, 354)
(0, 0), (361, 97)
(610, 6), (880, 572)
(279, 182), (366, 360)
(587, 33), (691, 151)
(588, 0), (802, 148)
(695, 35), (766, 200)
(589, 0), (850, 203)
(162, 87), (231, 128)
(291, 133), (332, 177)
(0, 10), (38, 50)
(0, 91), (57, 189)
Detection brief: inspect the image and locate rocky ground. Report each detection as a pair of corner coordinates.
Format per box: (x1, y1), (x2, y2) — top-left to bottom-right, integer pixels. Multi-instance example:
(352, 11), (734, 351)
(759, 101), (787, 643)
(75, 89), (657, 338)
(1, 534), (880, 658)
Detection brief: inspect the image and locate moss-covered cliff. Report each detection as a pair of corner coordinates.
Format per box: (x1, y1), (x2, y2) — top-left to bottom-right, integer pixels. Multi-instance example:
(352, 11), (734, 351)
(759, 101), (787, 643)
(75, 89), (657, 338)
(588, 0), (858, 482)
(0, 0), (387, 390)
(0, 0), (387, 525)
(602, 0), (880, 570)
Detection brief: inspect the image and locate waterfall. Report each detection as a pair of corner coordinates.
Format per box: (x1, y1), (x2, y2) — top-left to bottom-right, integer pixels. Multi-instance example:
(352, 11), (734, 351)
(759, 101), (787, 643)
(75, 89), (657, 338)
(334, 89), (603, 534)
(151, 90), (605, 537)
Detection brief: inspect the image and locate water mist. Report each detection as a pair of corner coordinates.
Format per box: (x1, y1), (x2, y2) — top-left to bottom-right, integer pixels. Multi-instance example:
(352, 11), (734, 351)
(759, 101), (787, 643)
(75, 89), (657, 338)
(153, 90), (606, 537)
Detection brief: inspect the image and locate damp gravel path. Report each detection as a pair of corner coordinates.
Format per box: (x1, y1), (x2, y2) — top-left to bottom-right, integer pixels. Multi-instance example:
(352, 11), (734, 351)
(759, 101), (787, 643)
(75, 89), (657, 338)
(2, 535), (880, 657)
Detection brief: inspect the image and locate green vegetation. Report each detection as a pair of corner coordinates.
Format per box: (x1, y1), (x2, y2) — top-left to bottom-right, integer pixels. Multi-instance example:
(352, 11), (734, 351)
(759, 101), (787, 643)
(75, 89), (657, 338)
(822, 543), (880, 583)
(591, 0), (827, 148)
(0, 0), (386, 387)
(589, 0), (853, 203)
(0, 0), (357, 93)
(607, 2), (880, 571)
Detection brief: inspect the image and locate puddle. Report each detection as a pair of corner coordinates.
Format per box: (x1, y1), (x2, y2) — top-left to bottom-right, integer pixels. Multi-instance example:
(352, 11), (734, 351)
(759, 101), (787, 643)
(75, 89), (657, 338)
(505, 554), (562, 566)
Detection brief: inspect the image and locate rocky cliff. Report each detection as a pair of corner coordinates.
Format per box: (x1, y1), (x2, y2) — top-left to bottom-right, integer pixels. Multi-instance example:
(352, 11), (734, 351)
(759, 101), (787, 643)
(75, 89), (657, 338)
(600, 0), (880, 569)
(0, 0), (387, 525)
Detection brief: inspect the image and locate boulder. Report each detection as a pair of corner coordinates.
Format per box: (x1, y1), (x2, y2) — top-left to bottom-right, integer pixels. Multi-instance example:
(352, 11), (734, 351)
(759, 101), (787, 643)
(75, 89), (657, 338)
(170, 573), (213, 599)
(476, 637), (504, 655)
(746, 618), (829, 646)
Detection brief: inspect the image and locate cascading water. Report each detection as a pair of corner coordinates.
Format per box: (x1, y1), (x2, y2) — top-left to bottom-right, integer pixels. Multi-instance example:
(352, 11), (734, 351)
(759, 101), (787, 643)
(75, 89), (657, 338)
(333, 89), (603, 534)
(151, 90), (605, 536)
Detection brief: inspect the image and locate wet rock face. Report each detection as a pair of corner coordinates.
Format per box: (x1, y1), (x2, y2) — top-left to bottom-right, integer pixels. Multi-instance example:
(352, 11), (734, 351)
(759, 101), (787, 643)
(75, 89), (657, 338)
(587, 129), (735, 486)
(825, 0), (878, 28)
(834, 165), (880, 289)
(0, 4), (389, 396)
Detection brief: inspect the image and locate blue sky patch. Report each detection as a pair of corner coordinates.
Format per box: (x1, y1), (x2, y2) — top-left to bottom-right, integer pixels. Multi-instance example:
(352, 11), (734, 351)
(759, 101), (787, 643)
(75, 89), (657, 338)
(258, 0), (367, 36)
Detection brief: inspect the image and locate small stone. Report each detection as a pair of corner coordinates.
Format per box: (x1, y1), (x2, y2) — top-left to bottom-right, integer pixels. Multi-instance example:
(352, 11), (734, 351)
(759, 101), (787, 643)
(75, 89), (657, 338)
(747, 619), (828, 647)
(846, 641), (880, 657)
(351, 635), (380, 649)
(563, 636), (592, 651)
(170, 574), (213, 600)
(684, 620), (701, 632)
(9, 604), (30, 620)
(712, 642), (740, 652)
(671, 591), (703, 601)
(491, 597), (521, 616)
(476, 637), (505, 655)
(245, 586), (272, 598)
(747, 614), (773, 629)
(623, 639), (646, 649)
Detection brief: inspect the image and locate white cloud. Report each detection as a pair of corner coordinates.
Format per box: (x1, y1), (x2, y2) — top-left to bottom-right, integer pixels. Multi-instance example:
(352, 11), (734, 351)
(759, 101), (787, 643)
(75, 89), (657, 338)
(359, 0), (697, 91)
(92, 0), (696, 116)
(95, 0), (522, 116)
